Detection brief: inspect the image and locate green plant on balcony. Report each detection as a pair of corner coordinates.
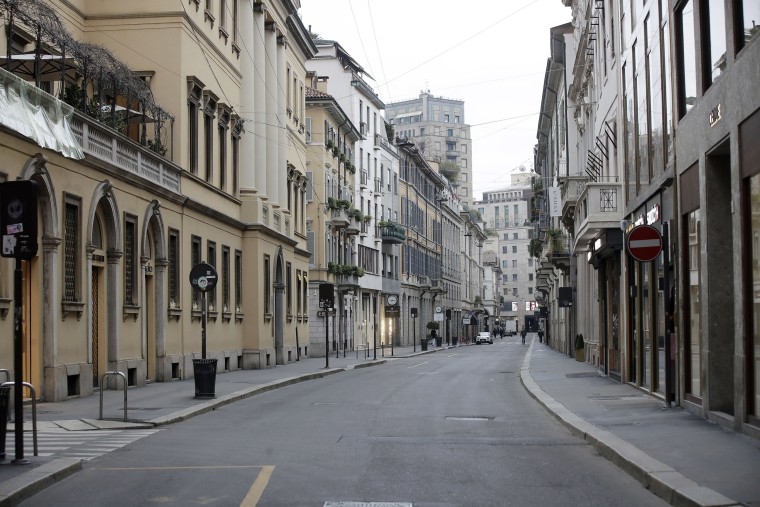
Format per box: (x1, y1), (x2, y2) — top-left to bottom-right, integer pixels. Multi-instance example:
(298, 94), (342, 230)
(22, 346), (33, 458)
(546, 228), (565, 254)
(348, 209), (363, 222)
(339, 152), (346, 163)
(326, 139), (334, 149)
(529, 238), (543, 259)
(363, 214), (373, 223)
(327, 198), (351, 211)
(474, 295), (482, 306)
(332, 146), (340, 158)
(146, 138), (167, 156)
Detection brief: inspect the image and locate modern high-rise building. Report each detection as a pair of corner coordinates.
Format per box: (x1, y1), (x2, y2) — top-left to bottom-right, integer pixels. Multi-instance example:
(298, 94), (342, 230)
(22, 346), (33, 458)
(385, 92), (474, 208)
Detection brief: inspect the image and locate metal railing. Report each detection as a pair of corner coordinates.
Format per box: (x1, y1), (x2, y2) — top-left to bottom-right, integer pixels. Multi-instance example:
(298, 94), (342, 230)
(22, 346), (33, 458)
(99, 371), (128, 422)
(1, 381), (38, 456)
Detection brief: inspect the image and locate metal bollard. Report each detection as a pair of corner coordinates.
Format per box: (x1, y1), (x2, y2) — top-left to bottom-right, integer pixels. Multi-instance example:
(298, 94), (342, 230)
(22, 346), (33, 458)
(99, 371), (128, 422)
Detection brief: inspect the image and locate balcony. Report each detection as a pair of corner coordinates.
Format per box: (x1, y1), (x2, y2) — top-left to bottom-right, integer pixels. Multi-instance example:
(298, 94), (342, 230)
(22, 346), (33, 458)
(360, 170), (369, 190)
(560, 175), (587, 230)
(417, 275), (431, 289)
(546, 234), (571, 273)
(72, 114), (181, 193)
(330, 208), (350, 228)
(374, 133), (392, 151)
(380, 222), (406, 244)
(430, 278), (446, 293)
(337, 274), (361, 290)
(374, 177), (383, 196)
(574, 180), (624, 252)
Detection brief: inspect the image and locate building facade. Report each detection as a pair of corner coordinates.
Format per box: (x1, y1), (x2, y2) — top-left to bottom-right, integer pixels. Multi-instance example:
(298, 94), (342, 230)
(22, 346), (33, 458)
(386, 92), (474, 208)
(539, 0), (760, 439)
(0, 0), (314, 401)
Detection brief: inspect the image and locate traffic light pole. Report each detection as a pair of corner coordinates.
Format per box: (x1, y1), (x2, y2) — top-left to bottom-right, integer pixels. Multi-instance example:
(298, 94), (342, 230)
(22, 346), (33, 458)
(13, 258), (26, 464)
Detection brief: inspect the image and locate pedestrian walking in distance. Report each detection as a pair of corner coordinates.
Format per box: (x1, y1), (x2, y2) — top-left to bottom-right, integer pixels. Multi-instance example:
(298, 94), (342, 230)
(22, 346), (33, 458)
(521, 328), (527, 345)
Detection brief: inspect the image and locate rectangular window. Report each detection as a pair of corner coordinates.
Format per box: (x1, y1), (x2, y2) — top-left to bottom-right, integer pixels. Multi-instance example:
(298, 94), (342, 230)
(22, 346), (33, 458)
(63, 198), (81, 302)
(286, 262), (292, 316)
(188, 80), (202, 175)
(169, 229), (180, 307)
(739, 0), (760, 50)
(222, 246), (230, 313)
(296, 270), (302, 316)
(191, 236), (202, 308)
(232, 0), (238, 44)
(512, 260), (517, 268)
(513, 233), (518, 239)
(302, 272), (308, 314)
(512, 274), (518, 282)
(512, 246), (517, 253)
(264, 255), (271, 314)
(207, 241), (217, 311)
(234, 250), (242, 312)
(704, 0), (727, 84)
(204, 93), (217, 183)
(676, 0), (697, 117)
(124, 215), (137, 306)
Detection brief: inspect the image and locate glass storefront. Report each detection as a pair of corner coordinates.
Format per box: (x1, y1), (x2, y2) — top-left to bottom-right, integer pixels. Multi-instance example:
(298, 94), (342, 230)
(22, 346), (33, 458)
(749, 175), (760, 420)
(686, 209), (702, 397)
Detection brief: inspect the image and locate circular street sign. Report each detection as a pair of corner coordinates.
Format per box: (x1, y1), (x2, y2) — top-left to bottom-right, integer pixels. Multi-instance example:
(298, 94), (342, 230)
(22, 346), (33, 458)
(189, 262), (218, 292)
(627, 225), (662, 262)
(435, 305), (442, 313)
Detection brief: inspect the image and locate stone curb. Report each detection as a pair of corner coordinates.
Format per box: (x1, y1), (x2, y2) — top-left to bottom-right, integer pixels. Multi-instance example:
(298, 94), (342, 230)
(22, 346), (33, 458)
(519, 342), (742, 507)
(0, 458), (81, 507)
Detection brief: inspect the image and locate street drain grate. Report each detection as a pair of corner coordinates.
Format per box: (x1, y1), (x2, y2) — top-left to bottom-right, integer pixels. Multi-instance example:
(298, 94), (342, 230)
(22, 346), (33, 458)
(445, 416), (494, 421)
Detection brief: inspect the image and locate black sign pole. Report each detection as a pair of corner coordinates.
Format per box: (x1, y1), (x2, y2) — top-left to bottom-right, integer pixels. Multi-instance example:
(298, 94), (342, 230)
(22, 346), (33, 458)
(13, 258), (26, 464)
(201, 291), (207, 359)
(325, 312), (329, 369)
(413, 314), (416, 352)
(373, 296), (377, 360)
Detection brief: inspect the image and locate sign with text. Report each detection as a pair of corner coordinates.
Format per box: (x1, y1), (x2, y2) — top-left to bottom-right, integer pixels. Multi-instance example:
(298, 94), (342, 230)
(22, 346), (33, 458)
(548, 186), (562, 217)
(1, 180), (38, 259)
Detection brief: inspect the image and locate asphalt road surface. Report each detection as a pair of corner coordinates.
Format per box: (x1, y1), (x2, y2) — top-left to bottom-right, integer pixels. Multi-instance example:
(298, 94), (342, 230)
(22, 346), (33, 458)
(19, 337), (668, 506)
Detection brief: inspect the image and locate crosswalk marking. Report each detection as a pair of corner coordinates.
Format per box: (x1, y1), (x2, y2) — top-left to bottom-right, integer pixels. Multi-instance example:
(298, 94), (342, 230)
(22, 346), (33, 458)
(4, 428), (161, 461)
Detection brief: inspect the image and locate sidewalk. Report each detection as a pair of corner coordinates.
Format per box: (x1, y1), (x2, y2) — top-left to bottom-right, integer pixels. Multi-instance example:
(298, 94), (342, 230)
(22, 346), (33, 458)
(522, 338), (759, 507)
(3, 338), (759, 507)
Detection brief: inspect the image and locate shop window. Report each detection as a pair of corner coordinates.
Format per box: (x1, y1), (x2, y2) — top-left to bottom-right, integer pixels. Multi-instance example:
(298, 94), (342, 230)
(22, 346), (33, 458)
(749, 174), (760, 420)
(685, 208), (702, 398)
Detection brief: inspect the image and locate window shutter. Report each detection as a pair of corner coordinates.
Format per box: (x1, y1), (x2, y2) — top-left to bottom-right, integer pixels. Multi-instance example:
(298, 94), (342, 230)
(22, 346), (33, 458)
(306, 171), (313, 202)
(305, 117), (312, 144)
(307, 231), (315, 266)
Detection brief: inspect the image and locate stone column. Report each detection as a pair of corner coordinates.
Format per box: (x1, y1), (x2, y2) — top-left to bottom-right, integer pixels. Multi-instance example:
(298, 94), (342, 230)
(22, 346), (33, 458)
(106, 250), (122, 369)
(238, 0), (257, 193)
(277, 34), (288, 208)
(41, 236), (60, 372)
(154, 259), (168, 380)
(265, 21), (279, 206)
(253, 4), (267, 198)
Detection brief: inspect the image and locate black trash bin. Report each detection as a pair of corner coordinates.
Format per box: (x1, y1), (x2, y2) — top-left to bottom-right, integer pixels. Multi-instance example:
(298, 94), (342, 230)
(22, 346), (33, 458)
(0, 386), (10, 459)
(452, 336), (458, 346)
(421, 339), (428, 351)
(192, 358), (218, 399)
(436, 337), (443, 347)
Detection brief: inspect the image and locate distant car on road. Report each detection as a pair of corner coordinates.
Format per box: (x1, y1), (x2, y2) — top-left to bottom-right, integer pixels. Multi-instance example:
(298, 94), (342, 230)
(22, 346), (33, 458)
(475, 331), (493, 345)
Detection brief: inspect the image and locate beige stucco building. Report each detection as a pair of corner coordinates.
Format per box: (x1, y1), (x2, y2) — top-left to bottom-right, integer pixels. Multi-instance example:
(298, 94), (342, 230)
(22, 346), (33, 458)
(0, 0), (315, 401)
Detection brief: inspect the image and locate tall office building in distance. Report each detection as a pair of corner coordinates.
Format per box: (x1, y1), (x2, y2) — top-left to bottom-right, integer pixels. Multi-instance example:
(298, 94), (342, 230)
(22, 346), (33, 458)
(386, 91), (473, 208)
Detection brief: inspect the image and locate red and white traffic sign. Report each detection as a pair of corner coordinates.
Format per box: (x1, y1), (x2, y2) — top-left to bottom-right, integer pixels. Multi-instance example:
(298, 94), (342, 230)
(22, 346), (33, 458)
(626, 225), (662, 262)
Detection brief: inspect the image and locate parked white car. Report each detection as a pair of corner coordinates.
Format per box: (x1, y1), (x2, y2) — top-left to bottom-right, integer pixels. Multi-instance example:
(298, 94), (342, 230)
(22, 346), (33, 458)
(475, 332), (493, 344)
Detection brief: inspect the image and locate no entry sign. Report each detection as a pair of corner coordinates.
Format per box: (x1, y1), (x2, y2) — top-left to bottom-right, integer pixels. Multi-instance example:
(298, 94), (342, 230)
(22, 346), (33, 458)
(627, 225), (662, 262)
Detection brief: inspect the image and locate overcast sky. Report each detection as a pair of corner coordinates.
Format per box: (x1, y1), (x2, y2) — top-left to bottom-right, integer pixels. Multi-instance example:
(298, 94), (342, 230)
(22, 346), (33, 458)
(298, 0), (572, 200)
